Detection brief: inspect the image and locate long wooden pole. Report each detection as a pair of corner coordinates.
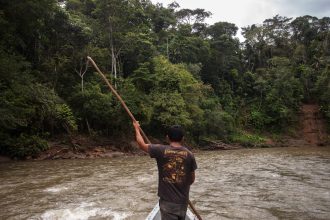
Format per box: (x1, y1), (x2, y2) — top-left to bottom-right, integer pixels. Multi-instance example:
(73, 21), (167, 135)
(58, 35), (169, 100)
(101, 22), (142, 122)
(87, 56), (150, 143)
(87, 56), (202, 220)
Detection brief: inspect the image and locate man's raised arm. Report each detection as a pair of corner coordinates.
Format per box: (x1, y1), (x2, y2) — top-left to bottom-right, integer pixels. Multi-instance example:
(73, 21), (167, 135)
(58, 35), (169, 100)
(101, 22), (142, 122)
(133, 121), (149, 153)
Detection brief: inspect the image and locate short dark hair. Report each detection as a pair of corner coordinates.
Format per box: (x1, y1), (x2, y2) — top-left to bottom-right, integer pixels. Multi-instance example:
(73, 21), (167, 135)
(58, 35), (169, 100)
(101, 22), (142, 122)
(167, 125), (184, 142)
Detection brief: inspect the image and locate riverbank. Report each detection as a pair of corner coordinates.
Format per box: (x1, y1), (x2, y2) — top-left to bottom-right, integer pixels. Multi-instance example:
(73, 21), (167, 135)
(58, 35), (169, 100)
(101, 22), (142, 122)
(0, 135), (244, 162)
(1, 130), (328, 162)
(35, 133), (330, 160)
(0, 155), (11, 163)
(28, 134), (271, 161)
(34, 134), (148, 161)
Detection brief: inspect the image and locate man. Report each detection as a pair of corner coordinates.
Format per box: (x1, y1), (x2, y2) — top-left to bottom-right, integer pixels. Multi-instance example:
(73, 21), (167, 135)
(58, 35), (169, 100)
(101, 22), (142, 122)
(133, 121), (197, 220)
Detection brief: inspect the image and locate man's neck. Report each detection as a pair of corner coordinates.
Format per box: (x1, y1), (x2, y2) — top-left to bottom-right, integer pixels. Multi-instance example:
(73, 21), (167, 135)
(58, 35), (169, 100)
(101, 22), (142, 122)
(170, 142), (182, 148)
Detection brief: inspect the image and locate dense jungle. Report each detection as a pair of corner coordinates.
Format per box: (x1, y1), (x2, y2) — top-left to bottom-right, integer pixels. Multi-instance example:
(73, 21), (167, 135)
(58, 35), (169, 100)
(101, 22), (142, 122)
(0, 0), (329, 159)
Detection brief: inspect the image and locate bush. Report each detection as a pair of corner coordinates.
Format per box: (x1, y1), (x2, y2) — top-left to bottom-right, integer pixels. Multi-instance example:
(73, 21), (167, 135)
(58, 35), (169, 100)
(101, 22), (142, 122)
(0, 134), (48, 159)
(55, 103), (78, 132)
(248, 109), (271, 130)
(230, 132), (266, 147)
(315, 68), (330, 130)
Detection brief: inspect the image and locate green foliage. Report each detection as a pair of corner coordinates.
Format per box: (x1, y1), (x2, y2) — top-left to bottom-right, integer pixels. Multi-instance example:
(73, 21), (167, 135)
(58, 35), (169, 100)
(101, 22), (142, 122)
(230, 132), (266, 147)
(129, 56), (233, 142)
(201, 107), (234, 140)
(242, 57), (304, 131)
(69, 83), (117, 132)
(55, 104), (78, 132)
(315, 68), (330, 128)
(0, 0), (329, 158)
(151, 91), (191, 126)
(69, 79), (151, 134)
(0, 45), (76, 158)
(248, 109), (271, 130)
(119, 78), (153, 125)
(295, 64), (317, 101)
(0, 134), (48, 159)
(148, 56), (202, 128)
(202, 21), (241, 90)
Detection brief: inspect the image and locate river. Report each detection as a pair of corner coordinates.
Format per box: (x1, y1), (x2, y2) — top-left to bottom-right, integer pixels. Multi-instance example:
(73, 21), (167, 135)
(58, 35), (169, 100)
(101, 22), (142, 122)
(0, 147), (329, 220)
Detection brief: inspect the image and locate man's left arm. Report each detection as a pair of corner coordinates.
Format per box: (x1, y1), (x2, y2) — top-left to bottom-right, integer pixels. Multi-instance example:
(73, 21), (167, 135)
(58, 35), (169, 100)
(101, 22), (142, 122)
(190, 171), (195, 185)
(189, 154), (197, 185)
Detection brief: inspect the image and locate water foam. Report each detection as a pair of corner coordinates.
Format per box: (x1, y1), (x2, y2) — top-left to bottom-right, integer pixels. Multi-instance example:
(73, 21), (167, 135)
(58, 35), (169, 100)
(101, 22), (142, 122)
(41, 202), (130, 220)
(44, 186), (69, 193)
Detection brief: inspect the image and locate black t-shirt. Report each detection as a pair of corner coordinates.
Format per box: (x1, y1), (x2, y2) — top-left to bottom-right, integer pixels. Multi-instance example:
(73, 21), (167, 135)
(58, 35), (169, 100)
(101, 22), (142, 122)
(149, 144), (197, 204)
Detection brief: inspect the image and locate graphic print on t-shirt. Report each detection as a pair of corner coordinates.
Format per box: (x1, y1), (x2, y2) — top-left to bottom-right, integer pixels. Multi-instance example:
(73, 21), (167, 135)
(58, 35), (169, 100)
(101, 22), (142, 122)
(162, 149), (188, 184)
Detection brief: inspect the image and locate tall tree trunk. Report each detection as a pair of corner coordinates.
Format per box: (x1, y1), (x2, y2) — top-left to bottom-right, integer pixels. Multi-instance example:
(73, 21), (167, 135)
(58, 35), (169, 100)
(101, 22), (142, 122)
(75, 59), (88, 92)
(81, 76), (84, 92)
(86, 118), (91, 136)
(109, 18), (117, 88)
(167, 38), (169, 59)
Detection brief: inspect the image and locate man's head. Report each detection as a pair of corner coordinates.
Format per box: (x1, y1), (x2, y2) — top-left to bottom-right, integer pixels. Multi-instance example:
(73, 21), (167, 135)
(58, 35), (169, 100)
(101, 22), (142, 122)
(167, 125), (184, 142)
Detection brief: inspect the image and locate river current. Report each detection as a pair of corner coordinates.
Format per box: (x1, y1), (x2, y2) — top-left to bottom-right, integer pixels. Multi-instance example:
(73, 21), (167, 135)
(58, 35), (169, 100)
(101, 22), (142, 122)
(0, 147), (329, 220)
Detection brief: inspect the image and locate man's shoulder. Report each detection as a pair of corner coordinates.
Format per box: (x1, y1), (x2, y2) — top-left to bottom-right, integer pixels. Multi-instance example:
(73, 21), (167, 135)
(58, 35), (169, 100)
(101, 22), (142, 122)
(149, 144), (169, 158)
(150, 144), (169, 149)
(149, 144), (194, 156)
(165, 146), (194, 158)
(181, 146), (194, 155)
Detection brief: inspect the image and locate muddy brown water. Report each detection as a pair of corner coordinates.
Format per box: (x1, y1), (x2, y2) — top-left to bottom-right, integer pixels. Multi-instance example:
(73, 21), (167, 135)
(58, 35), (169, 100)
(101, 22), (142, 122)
(0, 147), (329, 220)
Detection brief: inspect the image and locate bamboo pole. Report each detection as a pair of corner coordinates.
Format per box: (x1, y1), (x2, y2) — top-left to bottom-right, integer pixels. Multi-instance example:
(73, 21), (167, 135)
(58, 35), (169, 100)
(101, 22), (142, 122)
(87, 56), (202, 220)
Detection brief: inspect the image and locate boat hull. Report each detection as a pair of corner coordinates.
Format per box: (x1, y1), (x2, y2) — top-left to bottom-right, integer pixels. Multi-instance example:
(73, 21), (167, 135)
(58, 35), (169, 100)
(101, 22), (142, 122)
(146, 202), (197, 220)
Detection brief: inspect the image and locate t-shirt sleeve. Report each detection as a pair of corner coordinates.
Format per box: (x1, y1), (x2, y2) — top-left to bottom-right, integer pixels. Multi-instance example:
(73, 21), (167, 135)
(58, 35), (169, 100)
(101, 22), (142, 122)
(148, 144), (163, 159)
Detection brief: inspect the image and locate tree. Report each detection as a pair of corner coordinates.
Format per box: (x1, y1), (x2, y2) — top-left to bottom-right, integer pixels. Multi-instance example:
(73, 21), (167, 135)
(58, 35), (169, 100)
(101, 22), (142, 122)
(202, 22), (241, 97)
(247, 57), (303, 130)
(315, 68), (330, 128)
